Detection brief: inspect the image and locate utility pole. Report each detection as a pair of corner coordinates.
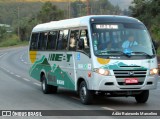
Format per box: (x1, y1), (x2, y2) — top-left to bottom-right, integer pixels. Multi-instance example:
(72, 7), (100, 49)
(86, 0), (90, 15)
(68, 0), (71, 18)
(17, 6), (20, 39)
(16, 0), (20, 39)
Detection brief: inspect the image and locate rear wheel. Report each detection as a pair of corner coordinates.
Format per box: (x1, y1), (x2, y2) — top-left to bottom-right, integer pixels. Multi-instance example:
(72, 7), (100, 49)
(41, 75), (57, 94)
(79, 81), (93, 105)
(135, 90), (149, 103)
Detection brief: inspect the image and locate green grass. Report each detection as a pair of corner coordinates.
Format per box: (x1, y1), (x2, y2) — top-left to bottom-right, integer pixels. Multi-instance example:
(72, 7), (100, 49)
(0, 34), (29, 47)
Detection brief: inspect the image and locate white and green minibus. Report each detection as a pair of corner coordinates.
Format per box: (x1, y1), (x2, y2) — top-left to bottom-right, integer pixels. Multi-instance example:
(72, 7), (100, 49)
(29, 15), (159, 104)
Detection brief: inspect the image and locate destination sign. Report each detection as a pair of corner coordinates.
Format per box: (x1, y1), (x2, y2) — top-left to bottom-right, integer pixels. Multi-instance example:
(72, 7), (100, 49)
(96, 25), (118, 29)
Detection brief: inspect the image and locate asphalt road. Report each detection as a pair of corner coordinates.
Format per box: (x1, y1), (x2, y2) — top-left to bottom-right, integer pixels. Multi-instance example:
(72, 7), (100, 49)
(0, 46), (160, 119)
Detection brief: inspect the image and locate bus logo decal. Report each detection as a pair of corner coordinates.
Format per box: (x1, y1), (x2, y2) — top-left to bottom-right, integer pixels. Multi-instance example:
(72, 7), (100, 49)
(128, 71), (134, 76)
(48, 54), (72, 62)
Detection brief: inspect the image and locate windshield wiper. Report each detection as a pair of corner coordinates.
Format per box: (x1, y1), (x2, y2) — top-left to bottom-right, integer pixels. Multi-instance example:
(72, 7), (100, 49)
(131, 52), (153, 58)
(106, 50), (131, 57)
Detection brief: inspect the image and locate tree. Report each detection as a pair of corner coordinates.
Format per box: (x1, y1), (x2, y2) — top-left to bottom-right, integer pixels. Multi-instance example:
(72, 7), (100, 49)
(71, 1), (86, 17)
(129, 0), (160, 40)
(90, 0), (121, 15)
(71, 0), (121, 17)
(0, 26), (7, 41)
(37, 1), (64, 23)
(12, 2), (65, 41)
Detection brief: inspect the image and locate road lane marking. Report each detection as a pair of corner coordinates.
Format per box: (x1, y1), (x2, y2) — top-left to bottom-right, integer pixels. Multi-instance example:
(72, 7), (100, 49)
(5, 69), (10, 72)
(9, 72), (14, 75)
(102, 107), (115, 111)
(34, 83), (41, 86)
(2, 68), (8, 71)
(20, 52), (30, 65)
(0, 53), (7, 58)
(15, 75), (21, 78)
(0, 66), (5, 69)
(23, 78), (30, 82)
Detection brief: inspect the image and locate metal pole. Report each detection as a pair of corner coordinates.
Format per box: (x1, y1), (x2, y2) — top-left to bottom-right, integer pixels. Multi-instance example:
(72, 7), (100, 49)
(17, 6), (20, 39)
(68, 0), (71, 18)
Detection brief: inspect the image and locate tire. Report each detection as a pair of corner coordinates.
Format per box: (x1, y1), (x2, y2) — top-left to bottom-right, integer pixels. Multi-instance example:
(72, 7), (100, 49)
(79, 81), (93, 105)
(41, 75), (57, 94)
(135, 90), (149, 103)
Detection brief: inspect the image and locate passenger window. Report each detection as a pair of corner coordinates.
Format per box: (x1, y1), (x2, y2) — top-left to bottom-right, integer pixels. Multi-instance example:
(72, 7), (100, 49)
(38, 32), (48, 50)
(78, 29), (90, 54)
(30, 33), (39, 50)
(69, 30), (79, 51)
(57, 30), (69, 50)
(47, 31), (58, 50)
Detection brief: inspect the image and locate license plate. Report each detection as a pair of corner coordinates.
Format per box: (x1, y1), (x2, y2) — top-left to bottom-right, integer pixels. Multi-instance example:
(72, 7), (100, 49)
(125, 78), (138, 84)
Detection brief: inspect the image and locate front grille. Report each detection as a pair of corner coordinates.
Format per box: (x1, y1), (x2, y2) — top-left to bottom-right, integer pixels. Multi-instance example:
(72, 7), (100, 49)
(113, 70), (147, 86)
(113, 70), (147, 78)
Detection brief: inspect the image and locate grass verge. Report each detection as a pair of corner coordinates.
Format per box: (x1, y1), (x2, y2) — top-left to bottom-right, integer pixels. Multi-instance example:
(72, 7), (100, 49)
(0, 34), (29, 47)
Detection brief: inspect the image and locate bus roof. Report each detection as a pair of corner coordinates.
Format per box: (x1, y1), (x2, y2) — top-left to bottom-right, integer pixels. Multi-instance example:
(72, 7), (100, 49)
(32, 15), (142, 33)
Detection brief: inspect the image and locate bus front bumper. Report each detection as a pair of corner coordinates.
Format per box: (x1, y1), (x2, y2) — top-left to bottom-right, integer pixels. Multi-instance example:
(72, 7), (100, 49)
(91, 75), (158, 91)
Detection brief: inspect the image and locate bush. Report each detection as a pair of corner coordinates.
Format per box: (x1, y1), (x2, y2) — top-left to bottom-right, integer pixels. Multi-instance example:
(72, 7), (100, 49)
(0, 34), (20, 47)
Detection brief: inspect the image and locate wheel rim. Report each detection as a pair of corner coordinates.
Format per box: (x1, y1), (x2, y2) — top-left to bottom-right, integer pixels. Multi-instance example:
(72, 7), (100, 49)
(80, 85), (87, 101)
(42, 80), (46, 91)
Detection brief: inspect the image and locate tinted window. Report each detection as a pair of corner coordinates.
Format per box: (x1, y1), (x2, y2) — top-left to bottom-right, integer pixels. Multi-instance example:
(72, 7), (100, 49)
(47, 31), (58, 50)
(92, 23), (153, 56)
(69, 30), (79, 51)
(57, 30), (69, 50)
(30, 33), (39, 50)
(38, 32), (48, 50)
(78, 29), (90, 54)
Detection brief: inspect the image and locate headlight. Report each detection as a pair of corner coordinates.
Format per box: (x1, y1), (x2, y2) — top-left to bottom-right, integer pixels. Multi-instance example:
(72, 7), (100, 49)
(94, 68), (110, 76)
(150, 68), (158, 75)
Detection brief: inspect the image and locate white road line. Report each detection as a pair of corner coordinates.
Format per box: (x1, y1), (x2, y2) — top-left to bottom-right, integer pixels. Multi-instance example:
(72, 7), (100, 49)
(23, 78), (30, 81)
(24, 62), (27, 64)
(15, 75), (21, 78)
(0, 53), (7, 58)
(0, 67), (4, 69)
(0, 66), (4, 69)
(2, 68), (6, 70)
(9, 72), (14, 75)
(34, 83), (41, 86)
(5, 69), (10, 72)
(102, 107), (115, 111)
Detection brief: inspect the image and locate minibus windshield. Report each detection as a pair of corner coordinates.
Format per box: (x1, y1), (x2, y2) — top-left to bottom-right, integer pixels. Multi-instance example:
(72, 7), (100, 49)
(91, 23), (154, 57)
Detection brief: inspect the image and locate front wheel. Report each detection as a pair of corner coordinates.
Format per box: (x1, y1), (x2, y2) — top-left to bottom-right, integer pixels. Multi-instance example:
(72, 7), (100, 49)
(79, 81), (93, 105)
(41, 75), (57, 94)
(135, 90), (149, 103)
